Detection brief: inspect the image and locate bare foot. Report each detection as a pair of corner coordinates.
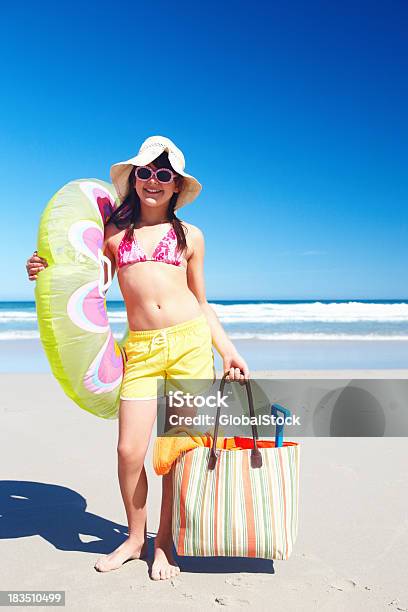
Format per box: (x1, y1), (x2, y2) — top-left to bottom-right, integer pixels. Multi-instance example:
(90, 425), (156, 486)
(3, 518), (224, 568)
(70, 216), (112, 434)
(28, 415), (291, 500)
(94, 537), (147, 572)
(151, 541), (180, 580)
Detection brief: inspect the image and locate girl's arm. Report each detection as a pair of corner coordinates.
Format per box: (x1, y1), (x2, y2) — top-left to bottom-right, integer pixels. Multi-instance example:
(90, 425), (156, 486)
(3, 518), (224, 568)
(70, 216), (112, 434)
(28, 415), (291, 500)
(187, 226), (249, 381)
(102, 223), (117, 286)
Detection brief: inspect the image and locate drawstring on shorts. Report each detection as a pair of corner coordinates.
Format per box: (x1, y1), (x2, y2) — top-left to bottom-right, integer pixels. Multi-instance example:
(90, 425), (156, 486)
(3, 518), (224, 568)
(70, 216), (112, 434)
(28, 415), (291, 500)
(149, 329), (168, 353)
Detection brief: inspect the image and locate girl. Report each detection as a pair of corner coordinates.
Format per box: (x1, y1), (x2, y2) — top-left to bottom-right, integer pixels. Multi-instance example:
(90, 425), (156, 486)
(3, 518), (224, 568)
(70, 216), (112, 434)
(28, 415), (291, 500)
(26, 135), (249, 581)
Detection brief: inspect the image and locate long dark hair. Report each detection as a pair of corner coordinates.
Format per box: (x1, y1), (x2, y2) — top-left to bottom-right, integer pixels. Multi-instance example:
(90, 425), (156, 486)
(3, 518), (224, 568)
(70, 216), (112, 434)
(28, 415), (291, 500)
(107, 152), (188, 255)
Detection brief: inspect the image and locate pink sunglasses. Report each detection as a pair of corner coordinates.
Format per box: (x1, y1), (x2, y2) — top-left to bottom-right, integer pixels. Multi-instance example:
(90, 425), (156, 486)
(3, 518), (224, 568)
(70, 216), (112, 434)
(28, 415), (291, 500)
(135, 166), (178, 184)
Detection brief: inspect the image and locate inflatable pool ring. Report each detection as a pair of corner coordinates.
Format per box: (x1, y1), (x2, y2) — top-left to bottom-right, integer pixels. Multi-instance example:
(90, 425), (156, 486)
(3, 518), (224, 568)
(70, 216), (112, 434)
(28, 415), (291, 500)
(34, 179), (128, 420)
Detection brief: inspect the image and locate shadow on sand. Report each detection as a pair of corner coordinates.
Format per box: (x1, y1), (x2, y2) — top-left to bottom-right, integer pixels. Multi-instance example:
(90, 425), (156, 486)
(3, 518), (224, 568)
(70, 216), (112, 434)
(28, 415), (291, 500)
(0, 480), (274, 574)
(1, 480), (274, 574)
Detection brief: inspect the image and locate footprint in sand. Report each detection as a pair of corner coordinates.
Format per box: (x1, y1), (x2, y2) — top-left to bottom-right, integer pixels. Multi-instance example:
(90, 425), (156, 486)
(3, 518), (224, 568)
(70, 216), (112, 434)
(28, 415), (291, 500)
(388, 601), (408, 612)
(225, 575), (252, 588)
(328, 578), (358, 592)
(214, 596), (250, 607)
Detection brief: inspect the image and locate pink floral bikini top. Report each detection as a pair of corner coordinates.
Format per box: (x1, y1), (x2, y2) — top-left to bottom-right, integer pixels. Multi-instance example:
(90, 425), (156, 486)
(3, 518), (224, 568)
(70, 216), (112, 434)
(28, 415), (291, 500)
(117, 224), (187, 270)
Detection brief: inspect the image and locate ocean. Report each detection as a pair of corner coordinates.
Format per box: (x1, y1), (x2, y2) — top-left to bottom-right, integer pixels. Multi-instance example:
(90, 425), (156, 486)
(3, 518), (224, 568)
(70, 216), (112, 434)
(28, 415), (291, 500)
(1, 300), (408, 372)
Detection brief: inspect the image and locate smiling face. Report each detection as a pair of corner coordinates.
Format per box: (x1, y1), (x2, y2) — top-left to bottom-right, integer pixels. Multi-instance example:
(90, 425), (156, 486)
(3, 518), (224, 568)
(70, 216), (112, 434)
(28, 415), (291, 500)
(134, 161), (181, 208)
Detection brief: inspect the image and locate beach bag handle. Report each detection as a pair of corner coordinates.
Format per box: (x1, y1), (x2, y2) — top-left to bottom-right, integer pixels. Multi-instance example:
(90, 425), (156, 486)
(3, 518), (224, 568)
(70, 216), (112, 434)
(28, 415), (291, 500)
(208, 372), (263, 471)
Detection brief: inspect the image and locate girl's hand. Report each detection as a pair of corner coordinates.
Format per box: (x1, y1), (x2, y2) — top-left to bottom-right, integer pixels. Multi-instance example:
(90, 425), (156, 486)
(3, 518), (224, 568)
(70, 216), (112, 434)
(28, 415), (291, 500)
(223, 350), (250, 384)
(26, 251), (48, 281)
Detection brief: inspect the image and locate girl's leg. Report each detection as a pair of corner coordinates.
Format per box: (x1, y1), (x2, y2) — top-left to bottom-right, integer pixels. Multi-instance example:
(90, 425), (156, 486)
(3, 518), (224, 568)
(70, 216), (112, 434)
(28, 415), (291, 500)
(151, 317), (215, 579)
(94, 397), (157, 572)
(151, 467), (180, 580)
(152, 395), (187, 580)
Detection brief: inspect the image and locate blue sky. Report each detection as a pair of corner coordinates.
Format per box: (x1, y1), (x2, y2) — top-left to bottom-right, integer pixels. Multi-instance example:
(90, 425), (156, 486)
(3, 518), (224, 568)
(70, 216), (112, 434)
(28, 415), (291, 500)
(1, 0), (407, 300)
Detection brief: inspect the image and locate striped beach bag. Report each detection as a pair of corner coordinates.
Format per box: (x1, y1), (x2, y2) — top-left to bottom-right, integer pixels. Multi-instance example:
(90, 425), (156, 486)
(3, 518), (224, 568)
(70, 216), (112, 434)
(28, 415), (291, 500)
(172, 373), (300, 560)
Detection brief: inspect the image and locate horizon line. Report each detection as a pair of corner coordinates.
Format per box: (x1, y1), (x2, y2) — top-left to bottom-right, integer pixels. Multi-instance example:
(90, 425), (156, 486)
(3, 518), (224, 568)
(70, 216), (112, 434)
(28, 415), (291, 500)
(1, 297), (408, 303)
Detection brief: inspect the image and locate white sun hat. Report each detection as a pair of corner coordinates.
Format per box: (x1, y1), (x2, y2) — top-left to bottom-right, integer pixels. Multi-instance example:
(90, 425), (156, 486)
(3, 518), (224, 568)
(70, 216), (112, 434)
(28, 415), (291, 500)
(110, 135), (202, 210)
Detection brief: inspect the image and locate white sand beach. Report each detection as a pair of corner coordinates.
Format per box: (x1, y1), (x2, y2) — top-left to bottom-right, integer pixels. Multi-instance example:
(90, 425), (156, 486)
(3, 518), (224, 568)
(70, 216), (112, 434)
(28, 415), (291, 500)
(1, 370), (408, 611)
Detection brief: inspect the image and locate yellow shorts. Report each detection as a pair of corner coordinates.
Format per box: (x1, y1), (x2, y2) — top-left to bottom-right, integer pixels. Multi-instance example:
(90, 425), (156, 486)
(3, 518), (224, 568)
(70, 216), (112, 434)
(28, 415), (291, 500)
(120, 314), (216, 401)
